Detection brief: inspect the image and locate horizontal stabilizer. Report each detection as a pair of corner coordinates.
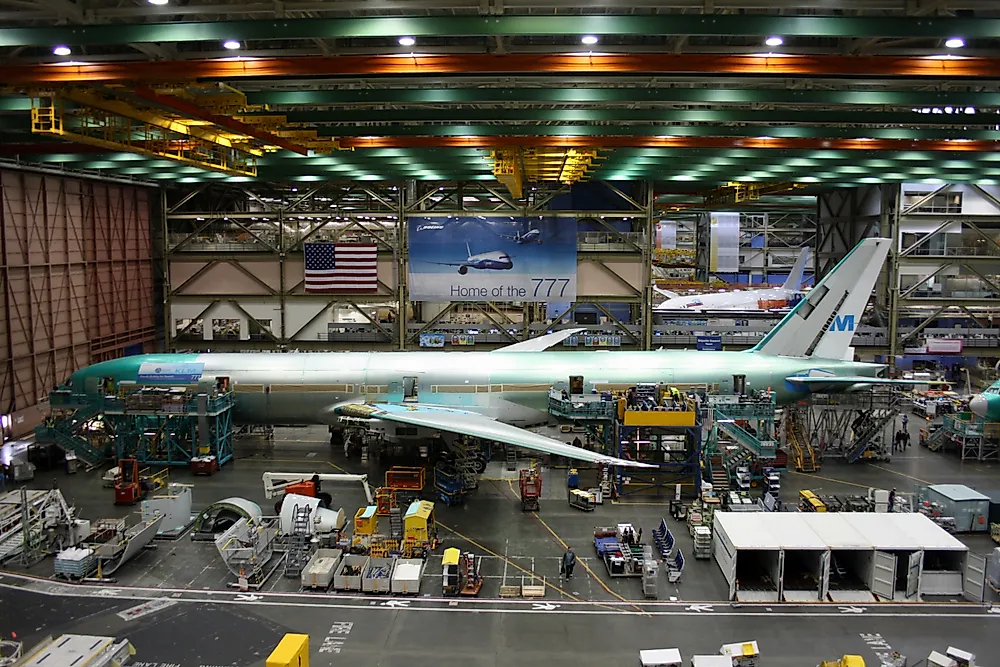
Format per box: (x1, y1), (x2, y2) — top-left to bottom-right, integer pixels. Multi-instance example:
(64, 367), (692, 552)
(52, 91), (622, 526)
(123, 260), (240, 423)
(493, 328), (585, 353)
(785, 376), (948, 386)
(653, 286), (680, 299)
(334, 402), (654, 468)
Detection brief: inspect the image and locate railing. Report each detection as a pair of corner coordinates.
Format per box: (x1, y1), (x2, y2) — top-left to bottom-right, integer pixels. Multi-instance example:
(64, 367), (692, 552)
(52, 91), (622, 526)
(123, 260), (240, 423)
(547, 390), (616, 420)
(104, 391), (235, 415)
(705, 395), (776, 419)
(33, 425), (104, 465)
(714, 411), (777, 458)
(904, 245), (1000, 258)
(577, 231), (646, 252)
(944, 413), (986, 437)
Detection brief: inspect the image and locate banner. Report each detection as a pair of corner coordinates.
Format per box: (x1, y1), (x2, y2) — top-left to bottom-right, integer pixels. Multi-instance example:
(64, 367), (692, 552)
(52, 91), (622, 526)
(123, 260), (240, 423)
(419, 333), (446, 348)
(408, 216), (577, 302)
(708, 211), (740, 273)
(450, 334), (477, 346)
(926, 338), (963, 354)
(137, 362), (204, 384)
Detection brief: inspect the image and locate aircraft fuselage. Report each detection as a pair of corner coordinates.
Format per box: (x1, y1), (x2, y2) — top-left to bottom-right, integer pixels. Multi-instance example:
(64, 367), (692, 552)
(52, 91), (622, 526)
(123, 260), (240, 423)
(70, 350), (881, 427)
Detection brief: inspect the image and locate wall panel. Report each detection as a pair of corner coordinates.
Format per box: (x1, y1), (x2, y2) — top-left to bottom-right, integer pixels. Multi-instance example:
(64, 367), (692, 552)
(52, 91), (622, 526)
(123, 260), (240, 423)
(0, 169), (156, 434)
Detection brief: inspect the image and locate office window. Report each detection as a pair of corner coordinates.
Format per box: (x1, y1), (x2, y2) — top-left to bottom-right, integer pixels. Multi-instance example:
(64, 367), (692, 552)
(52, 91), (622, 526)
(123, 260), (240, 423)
(903, 190), (963, 214)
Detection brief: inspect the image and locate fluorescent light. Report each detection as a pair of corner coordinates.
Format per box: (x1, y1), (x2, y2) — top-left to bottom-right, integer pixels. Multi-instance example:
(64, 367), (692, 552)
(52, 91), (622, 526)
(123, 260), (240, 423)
(148, 0), (168, 5)
(945, 37), (965, 49)
(765, 36), (784, 47)
(581, 35), (599, 45)
(53, 45), (71, 56)
(966, 106), (976, 114)
(223, 40), (241, 50)
(398, 36), (416, 46)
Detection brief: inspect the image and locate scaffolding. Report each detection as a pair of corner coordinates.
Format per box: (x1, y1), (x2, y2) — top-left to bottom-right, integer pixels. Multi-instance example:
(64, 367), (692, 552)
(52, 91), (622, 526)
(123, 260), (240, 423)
(547, 387), (701, 498)
(39, 385), (235, 467)
(807, 387), (899, 462)
(936, 413), (1000, 462)
(0, 489), (74, 566)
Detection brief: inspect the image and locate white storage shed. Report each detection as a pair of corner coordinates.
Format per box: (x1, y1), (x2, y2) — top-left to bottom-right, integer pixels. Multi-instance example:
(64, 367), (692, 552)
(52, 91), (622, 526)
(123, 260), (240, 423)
(713, 512), (981, 603)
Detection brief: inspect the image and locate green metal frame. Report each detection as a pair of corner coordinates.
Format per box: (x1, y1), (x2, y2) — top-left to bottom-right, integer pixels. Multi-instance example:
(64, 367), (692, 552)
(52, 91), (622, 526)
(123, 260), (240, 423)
(2, 15), (998, 47)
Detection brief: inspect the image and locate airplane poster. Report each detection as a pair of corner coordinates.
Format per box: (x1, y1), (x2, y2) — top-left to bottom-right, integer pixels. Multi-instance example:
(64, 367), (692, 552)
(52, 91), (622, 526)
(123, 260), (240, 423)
(407, 216), (577, 302)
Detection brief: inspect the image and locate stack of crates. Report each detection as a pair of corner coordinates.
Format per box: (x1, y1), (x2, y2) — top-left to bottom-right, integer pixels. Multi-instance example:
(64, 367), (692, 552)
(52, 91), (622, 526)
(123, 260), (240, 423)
(434, 463), (464, 506)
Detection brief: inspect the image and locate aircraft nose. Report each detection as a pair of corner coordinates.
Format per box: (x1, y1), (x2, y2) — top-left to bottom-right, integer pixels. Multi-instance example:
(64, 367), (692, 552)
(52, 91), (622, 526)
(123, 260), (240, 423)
(970, 394), (988, 418)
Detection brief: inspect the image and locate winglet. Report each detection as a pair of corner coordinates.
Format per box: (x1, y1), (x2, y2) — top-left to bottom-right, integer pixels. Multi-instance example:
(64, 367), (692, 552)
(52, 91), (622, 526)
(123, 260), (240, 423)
(493, 328), (586, 353)
(781, 247), (810, 291)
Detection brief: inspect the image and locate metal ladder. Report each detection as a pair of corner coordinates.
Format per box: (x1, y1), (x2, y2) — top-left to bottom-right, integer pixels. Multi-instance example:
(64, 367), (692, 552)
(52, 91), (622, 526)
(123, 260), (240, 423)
(388, 507), (403, 541)
(505, 444), (517, 471)
(454, 437), (479, 490)
(283, 503), (313, 578)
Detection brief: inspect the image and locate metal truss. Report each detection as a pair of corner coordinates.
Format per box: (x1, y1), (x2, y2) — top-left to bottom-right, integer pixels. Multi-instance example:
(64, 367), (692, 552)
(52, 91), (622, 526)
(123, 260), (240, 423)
(165, 179), (655, 351)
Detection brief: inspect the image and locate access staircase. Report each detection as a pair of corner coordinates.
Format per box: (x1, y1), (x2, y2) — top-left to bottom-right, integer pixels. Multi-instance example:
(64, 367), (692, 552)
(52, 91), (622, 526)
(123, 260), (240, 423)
(283, 503), (314, 578)
(847, 408), (896, 462)
(34, 424), (106, 467)
(453, 437), (480, 491)
(787, 416), (818, 472)
(714, 409), (776, 458)
(708, 454), (729, 493)
(924, 426), (949, 452)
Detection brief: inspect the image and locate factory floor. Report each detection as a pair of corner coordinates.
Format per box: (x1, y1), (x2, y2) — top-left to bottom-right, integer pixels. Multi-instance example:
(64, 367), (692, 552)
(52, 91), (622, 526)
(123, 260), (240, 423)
(1, 417), (998, 666)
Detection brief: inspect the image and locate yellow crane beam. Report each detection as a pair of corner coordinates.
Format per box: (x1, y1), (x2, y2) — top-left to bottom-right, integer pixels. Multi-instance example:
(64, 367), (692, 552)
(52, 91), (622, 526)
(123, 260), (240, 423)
(704, 181), (805, 206)
(30, 97), (257, 177)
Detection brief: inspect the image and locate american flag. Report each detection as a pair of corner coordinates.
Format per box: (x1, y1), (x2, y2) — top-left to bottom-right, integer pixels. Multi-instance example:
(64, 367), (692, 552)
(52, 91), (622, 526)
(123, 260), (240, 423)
(304, 243), (378, 293)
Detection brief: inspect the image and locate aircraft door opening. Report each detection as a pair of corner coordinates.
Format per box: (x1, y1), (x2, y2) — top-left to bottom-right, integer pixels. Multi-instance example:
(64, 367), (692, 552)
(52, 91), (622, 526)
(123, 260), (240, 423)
(403, 377), (418, 402)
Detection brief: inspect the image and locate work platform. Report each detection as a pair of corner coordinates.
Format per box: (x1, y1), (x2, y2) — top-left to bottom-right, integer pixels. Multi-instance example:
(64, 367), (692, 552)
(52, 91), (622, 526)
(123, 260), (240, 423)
(36, 386), (235, 468)
(547, 386), (702, 498)
(925, 413), (1000, 462)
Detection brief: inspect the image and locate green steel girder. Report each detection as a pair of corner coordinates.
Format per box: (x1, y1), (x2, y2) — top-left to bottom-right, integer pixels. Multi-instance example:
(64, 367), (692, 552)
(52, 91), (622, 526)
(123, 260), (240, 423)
(246, 87), (1000, 108)
(5, 115), (997, 140)
(3, 15), (1000, 47)
(249, 108), (992, 126)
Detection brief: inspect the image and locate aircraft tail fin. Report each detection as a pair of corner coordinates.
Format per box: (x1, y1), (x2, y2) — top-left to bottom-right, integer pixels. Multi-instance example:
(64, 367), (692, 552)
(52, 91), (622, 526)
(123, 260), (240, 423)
(750, 237), (890, 359)
(466, 241), (472, 257)
(781, 247), (810, 291)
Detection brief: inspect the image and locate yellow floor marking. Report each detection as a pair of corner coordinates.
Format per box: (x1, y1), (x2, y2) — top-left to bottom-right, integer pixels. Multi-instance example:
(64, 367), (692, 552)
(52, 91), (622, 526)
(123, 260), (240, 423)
(867, 463), (932, 485)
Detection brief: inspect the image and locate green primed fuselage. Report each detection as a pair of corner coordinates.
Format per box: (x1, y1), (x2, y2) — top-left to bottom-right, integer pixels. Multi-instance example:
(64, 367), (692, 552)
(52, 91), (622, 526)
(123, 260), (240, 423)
(69, 350), (883, 426)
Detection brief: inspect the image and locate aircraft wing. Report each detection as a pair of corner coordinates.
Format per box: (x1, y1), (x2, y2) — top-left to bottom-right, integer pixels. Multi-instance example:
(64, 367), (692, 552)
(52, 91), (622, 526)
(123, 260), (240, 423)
(334, 402), (654, 468)
(785, 376), (947, 386)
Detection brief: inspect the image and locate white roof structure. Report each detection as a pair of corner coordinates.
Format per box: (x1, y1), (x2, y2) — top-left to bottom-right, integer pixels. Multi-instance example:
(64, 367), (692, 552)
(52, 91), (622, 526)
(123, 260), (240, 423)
(928, 484), (990, 502)
(714, 512), (967, 552)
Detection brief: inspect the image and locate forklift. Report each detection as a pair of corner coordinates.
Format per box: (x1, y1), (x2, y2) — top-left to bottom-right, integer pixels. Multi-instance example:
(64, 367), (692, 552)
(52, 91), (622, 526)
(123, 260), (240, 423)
(114, 458), (147, 505)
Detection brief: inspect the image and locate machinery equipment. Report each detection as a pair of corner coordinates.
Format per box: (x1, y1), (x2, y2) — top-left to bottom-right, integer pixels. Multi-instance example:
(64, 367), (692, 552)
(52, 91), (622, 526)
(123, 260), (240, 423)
(519, 468), (541, 511)
(114, 459), (167, 505)
(799, 489), (826, 512)
(262, 472), (373, 514)
(569, 489), (596, 511)
(442, 547), (483, 596)
(820, 657), (866, 667)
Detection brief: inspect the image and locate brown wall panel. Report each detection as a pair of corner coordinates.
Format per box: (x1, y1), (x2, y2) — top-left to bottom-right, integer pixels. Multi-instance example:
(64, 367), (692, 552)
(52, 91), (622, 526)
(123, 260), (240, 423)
(0, 169), (157, 432)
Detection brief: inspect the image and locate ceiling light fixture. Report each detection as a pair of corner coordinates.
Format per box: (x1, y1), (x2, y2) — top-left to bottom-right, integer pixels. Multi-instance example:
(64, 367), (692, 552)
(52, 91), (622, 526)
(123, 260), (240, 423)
(53, 45), (71, 56)
(223, 40), (241, 50)
(765, 36), (784, 47)
(945, 37), (965, 49)
(398, 36), (416, 46)
(147, 0), (169, 5)
(581, 35), (599, 45)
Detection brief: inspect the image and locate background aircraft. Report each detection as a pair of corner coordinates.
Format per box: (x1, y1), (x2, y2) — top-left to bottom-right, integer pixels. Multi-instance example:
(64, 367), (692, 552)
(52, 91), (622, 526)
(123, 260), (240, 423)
(655, 247), (810, 313)
(427, 242), (514, 275)
(68, 238), (908, 469)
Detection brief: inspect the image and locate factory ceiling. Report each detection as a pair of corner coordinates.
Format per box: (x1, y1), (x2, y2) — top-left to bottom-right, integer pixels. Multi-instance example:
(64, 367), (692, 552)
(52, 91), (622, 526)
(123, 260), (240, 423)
(1, 1), (1000, 188)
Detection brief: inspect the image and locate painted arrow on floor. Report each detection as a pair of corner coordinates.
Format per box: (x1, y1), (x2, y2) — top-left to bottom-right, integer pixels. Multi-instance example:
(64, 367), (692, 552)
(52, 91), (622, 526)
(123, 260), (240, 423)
(838, 606), (866, 614)
(234, 594), (262, 602)
(532, 603), (559, 611)
(381, 599), (411, 608)
(685, 604), (714, 612)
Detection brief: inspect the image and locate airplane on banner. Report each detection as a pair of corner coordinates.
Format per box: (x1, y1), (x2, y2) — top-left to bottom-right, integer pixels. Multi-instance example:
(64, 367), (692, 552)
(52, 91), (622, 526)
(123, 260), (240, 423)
(64, 238), (928, 470)
(496, 227), (543, 244)
(428, 242), (514, 275)
(655, 247), (810, 313)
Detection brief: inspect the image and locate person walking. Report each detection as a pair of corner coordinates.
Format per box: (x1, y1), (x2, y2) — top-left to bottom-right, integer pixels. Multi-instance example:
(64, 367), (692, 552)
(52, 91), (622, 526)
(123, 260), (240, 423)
(888, 487), (897, 513)
(902, 414), (909, 430)
(561, 547), (577, 579)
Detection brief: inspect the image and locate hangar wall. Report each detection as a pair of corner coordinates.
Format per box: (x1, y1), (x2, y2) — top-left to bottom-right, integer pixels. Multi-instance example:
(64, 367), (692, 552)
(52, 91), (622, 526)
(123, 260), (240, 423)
(0, 167), (156, 436)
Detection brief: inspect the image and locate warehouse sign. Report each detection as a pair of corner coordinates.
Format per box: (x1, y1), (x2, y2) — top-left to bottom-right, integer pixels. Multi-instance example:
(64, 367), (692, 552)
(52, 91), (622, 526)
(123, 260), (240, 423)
(696, 336), (723, 351)
(137, 363), (205, 384)
(407, 216), (577, 302)
(418, 333), (446, 348)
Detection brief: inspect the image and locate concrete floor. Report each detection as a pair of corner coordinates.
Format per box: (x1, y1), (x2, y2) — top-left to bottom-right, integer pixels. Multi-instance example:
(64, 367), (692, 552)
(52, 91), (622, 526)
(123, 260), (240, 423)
(1, 417), (998, 666)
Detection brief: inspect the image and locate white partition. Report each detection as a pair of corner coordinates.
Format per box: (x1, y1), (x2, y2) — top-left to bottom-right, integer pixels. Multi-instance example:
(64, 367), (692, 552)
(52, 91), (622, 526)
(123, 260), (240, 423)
(713, 512), (968, 603)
